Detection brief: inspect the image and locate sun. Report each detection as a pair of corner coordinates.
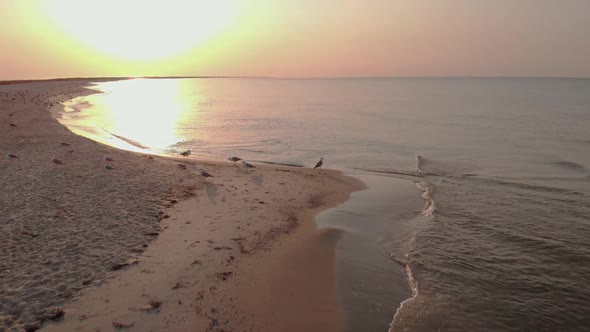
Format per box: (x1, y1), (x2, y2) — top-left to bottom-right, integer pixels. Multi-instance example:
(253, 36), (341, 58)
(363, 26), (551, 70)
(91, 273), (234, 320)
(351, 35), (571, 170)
(38, 0), (240, 60)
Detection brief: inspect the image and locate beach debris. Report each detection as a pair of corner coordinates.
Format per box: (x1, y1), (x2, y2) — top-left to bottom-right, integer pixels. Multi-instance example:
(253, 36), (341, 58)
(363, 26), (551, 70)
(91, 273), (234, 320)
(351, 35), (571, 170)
(45, 308), (65, 321)
(145, 231), (160, 236)
(200, 169), (213, 178)
(8, 153), (18, 158)
(60, 142), (70, 146)
(105, 156), (114, 162)
(241, 160), (255, 169)
(10, 123), (17, 127)
(23, 323), (41, 332)
(111, 260), (138, 271)
(216, 271), (233, 281)
(111, 262), (130, 271)
(9, 113), (13, 116)
(192, 259), (202, 265)
(52, 158), (63, 165)
(213, 245), (232, 251)
(231, 237), (249, 254)
(112, 321), (135, 329)
(313, 157), (324, 169)
(22, 230), (39, 238)
(172, 282), (183, 289)
(228, 156), (242, 164)
(105, 165), (115, 170)
(178, 163), (187, 170)
(129, 300), (162, 311)
(180, 149), (191, 158)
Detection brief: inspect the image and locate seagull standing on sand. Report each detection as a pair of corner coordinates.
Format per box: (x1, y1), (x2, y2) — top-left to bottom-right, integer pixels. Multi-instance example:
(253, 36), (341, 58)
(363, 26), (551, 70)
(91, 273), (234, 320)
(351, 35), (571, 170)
(313, 157), (324, 169)
(228, 156), (242, 164)
(180, 150), (191, 158)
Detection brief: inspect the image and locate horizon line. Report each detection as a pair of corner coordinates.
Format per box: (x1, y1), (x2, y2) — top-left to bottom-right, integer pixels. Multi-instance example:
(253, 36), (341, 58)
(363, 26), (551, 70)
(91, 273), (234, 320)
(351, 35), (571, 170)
(1, 75), (589, 85)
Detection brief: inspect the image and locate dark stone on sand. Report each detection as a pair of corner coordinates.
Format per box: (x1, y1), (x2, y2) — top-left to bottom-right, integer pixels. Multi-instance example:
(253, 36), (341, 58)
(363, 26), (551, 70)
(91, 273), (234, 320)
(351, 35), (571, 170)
(112, 321), (135, 329)
(45, 308), (65, 321)
(24, 323), (41, 332)
(216, 272), (233, 281)
(111, 262), (130, 271)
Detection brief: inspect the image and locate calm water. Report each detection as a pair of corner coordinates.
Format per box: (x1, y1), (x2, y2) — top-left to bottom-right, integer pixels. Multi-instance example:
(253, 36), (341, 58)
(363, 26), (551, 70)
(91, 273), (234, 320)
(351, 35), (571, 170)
(60, 78), (590, 331)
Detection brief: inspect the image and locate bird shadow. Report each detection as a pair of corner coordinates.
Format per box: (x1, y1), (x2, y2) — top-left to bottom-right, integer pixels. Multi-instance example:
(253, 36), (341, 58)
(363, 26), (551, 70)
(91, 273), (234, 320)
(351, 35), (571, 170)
(206, 184), (218, 204)
(251, 174), (263, 186)
(235, 167), (249, 175)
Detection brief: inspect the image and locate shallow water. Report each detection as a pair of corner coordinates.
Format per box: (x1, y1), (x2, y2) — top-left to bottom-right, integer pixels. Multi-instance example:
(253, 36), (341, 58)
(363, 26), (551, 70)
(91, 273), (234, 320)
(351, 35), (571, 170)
(59, 77), (590, 331)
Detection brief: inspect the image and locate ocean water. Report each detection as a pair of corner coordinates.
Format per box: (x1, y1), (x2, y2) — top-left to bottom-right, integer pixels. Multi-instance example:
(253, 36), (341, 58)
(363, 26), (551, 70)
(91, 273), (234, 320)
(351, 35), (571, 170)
(59, 78), (590, 331)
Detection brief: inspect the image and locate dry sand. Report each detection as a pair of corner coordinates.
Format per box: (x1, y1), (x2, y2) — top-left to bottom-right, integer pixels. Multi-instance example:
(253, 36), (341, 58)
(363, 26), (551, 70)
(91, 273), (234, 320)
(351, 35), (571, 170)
(0, 80), (364, 331)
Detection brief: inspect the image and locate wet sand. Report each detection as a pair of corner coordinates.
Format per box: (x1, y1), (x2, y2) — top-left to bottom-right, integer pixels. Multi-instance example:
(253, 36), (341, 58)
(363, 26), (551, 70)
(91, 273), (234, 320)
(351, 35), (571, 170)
(0, 80), (364, 331)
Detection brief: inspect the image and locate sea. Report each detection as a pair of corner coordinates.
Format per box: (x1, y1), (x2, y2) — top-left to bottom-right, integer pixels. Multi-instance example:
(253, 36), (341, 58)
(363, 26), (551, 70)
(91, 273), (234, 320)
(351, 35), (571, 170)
(58, 77), (590, 331)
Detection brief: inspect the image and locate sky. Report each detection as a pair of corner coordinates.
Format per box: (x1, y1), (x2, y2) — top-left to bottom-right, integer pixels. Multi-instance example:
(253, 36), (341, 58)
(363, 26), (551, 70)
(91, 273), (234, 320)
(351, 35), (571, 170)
(1, 0), (589, 79)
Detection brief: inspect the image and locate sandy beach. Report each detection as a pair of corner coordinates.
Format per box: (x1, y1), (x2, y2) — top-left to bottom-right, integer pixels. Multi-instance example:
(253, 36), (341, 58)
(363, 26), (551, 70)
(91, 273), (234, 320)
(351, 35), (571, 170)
(0, 80), (364, 331)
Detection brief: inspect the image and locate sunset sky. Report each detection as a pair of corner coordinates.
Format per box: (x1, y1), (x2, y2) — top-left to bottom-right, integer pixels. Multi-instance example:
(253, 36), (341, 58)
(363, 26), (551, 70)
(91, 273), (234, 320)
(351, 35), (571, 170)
(1, 0), (589, 80)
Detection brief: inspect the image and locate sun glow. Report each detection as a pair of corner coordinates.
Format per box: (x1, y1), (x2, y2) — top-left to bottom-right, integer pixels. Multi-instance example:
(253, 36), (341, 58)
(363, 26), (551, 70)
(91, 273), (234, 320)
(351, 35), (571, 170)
(38, 0), (240, 60)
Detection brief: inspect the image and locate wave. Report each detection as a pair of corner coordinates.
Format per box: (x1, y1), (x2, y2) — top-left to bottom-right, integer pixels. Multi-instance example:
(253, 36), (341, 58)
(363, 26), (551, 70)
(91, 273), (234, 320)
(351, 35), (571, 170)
(103, 130), (149, 150)
(390, 263), (419, 332)
(255, 160), (305, 168)
(457, 175), (584, 196)
(416, 180), (437, 217)
(549, 161), (587, 172)
(354, 168), (435, 178)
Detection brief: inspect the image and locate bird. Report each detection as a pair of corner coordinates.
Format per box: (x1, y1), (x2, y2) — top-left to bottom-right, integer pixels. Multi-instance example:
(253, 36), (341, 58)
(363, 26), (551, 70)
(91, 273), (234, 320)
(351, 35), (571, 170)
(10, 123), (17, 127)
(105, 165), (115, 170)
(228, 156), (242, 164)
(105, 156), (114, 162)
(200, 169), (213, 178)
(416, 155), (424, 176)
(180, 150), (191, 158)
(313, 157), (324, 169)
(52, 158), (63, 165)
(8, 154), (18, 159)
(60, 142), (71, 146)
(242, 161), (255, 169)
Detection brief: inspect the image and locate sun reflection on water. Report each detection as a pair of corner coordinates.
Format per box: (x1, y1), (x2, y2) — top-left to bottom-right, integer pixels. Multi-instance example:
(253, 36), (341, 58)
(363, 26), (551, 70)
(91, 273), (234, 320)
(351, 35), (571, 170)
(60, 79), (196, 153)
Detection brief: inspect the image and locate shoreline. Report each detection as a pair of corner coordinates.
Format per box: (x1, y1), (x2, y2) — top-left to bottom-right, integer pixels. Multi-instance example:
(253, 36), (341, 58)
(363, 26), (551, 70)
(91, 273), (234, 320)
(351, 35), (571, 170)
(0, 80), (365, 331)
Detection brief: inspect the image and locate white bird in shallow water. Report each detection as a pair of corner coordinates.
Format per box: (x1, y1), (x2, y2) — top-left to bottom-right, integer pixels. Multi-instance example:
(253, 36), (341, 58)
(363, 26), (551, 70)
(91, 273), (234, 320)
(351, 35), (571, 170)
(180, 150), (191, 158)
(313, 157), (324, 169)
(416, 155), (424, 176)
